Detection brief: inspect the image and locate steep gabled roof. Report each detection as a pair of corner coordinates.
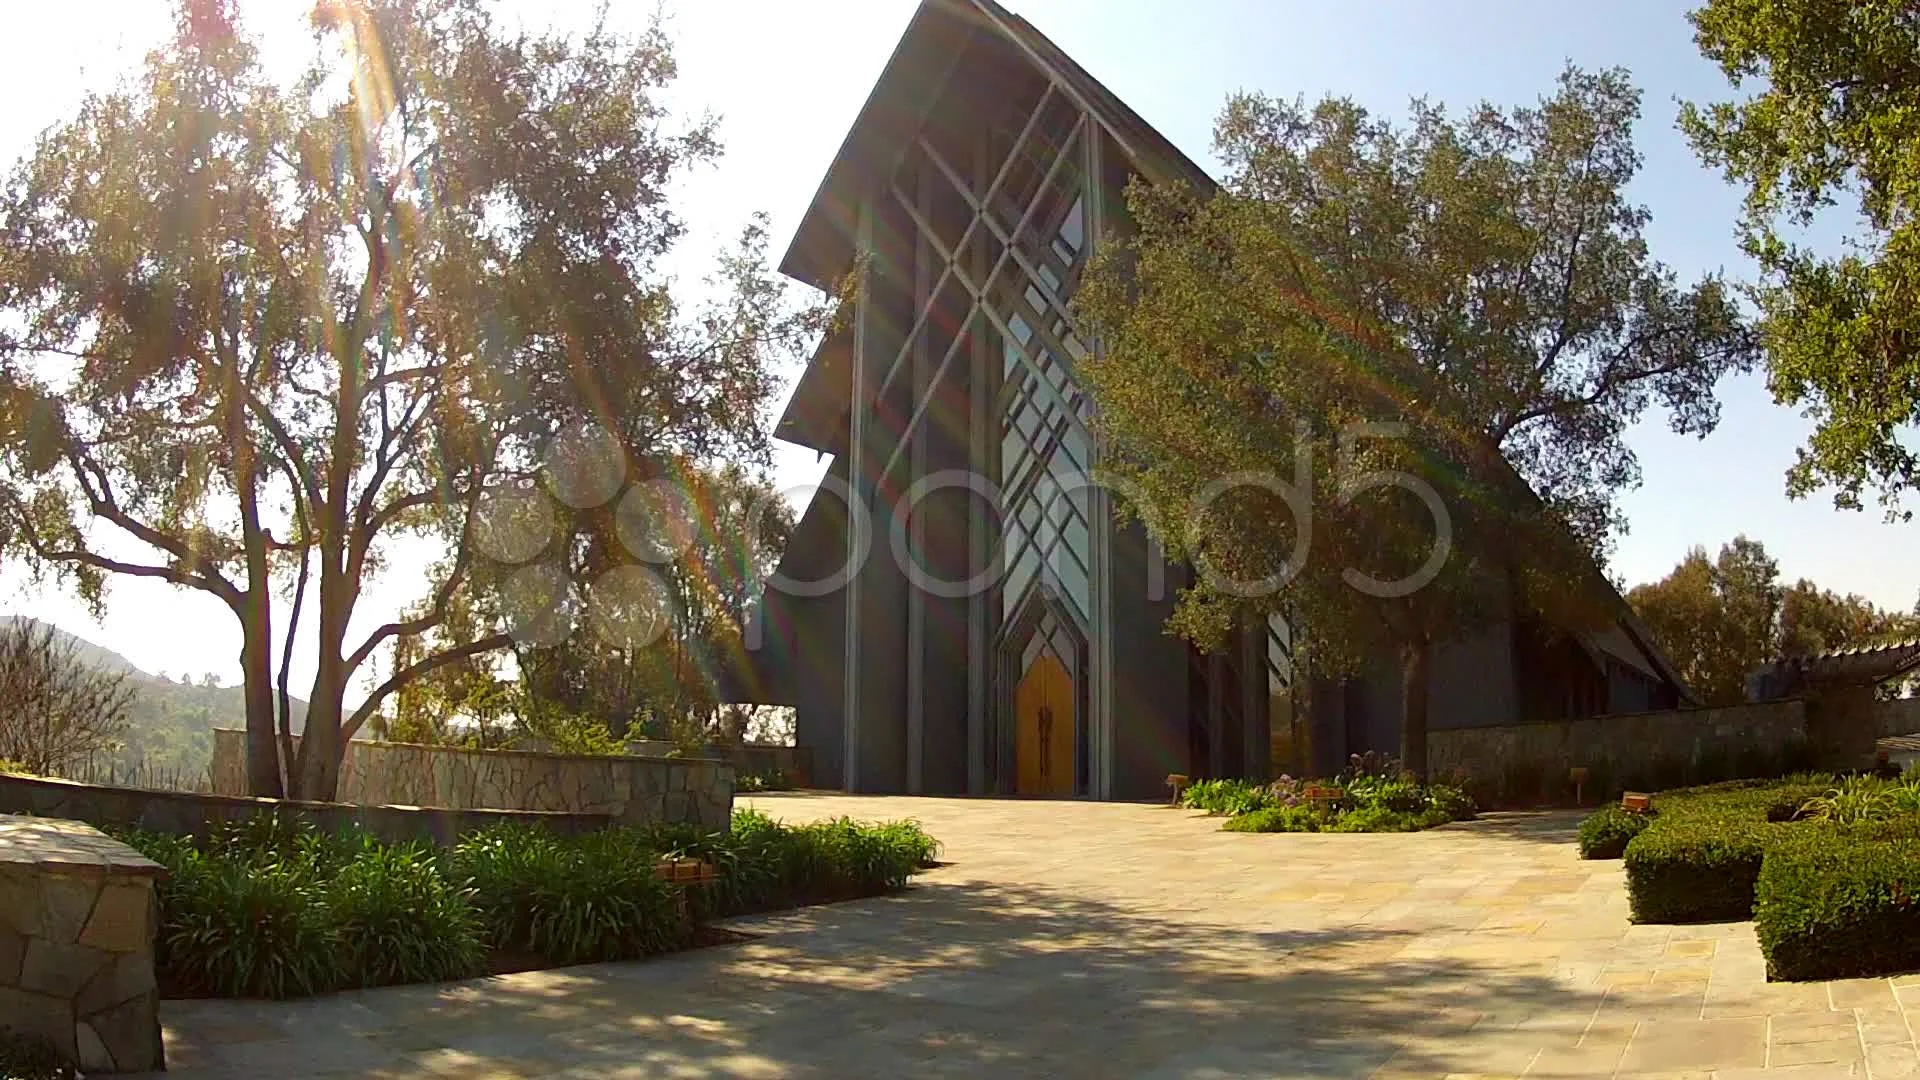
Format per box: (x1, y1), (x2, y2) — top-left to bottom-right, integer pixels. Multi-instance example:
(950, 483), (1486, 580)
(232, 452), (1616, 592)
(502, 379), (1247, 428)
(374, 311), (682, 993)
(777, 0), (1212, 293)
(773, 0), (1215, 453)
(758, 0), (1699, 710)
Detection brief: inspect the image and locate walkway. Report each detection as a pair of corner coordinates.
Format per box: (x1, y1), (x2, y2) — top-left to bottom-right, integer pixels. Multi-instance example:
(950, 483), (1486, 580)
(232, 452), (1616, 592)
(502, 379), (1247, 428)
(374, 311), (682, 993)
(146, 796), (1920, 1078)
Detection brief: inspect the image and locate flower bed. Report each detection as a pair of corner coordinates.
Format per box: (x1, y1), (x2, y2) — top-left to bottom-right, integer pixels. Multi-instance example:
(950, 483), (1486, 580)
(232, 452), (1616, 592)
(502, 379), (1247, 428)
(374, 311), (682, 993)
(111, 809), (938, 1000)
(1579, 771), (1920, 981)
(1183, 753), (1476, 833)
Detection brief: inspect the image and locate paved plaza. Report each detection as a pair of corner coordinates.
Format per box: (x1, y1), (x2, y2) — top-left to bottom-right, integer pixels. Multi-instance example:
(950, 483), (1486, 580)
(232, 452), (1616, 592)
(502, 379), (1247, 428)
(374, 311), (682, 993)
(140, 795), (1920, 1078)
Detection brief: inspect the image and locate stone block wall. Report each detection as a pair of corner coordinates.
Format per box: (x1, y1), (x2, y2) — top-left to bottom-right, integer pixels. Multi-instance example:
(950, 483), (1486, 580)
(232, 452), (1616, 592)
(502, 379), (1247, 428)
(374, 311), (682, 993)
(1874, 695), (1920, 739)
(0, 772), (614, 846)
(1429, 698), (1811, 799)
(0, 815), (165, 1074)
(624, 741), (815, 787)
(211, 731), (733, 830)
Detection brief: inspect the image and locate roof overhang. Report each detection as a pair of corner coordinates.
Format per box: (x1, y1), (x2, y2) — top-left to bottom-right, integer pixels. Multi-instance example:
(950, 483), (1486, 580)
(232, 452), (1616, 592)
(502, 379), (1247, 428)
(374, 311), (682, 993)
(773, 0), (1218, 457)
(778, 0), (988, 292)
(1753, 638), (1920, 699)
(773, 313), (853, 456)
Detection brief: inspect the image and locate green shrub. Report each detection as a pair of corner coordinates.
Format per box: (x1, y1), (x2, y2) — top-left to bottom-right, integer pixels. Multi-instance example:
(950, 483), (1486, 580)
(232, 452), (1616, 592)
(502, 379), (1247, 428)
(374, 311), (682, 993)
(1756, 829), (1920, 981)
(325, 842), (485, 988)
(150, 842), (343, 998)
(1326, 805), (1453, 832)
(1424, 783), (1478, 821)
(1624, 815), (1775, 923)
(1578, 806), (1651, 859)
(0, 1030), (75, 1080)
(452, 824), (687, 967)
(0, 758), (32, 776)
(117, 809), (942, 999)
(736, 769), (797, 793)
(1222, 805), (1325, 832)
(1182, 778), (1275, 816)
(647, 809), (940, 917)
(1345, 775), (1427, 813)
(1616, 776), (1856, 924)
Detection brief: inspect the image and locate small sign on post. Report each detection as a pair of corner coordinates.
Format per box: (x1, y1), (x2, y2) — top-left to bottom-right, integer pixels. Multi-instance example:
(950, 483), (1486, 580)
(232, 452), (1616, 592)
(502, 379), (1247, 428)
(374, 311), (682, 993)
(1569, 767), (1590, 806)
(1304, 784), (1342, 811)
(1166, 773), (1190, 806)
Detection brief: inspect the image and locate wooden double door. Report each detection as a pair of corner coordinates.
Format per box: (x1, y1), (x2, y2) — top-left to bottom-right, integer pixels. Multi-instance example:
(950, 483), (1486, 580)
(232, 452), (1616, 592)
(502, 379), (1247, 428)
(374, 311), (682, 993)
(1013, 653), (1076, 796)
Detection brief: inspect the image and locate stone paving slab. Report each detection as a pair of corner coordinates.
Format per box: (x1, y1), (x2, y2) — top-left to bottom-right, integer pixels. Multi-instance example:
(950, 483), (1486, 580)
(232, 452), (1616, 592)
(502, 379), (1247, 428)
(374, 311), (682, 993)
(127, 796), (1920, 1078)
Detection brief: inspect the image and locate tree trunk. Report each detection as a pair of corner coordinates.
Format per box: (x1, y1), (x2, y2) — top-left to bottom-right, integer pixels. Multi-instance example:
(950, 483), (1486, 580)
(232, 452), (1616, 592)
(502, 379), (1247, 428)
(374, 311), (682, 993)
(294, 526), (354, 802)
(229, 368), (283, 798)
(296, 654), (346, 801)
(1400, 638), (1432, 781)
(237, 602), (281, 798)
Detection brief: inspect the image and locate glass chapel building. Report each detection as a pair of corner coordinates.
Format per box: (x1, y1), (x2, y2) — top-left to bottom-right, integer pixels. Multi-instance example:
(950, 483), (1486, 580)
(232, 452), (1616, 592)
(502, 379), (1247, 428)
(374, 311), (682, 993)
(737, 0), (1692, 800)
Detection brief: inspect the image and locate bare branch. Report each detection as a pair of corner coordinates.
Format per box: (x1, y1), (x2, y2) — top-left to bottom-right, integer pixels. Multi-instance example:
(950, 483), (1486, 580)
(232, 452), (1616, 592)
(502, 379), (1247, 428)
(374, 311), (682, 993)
(341, 632), (515, 743)
(344, 478), (487, 678)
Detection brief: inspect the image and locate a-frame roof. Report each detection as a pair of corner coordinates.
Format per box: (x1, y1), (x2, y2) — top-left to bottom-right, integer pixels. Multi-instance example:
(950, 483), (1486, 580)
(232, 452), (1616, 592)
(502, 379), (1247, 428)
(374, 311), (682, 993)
(757, 0), (1701, 710)
(777, 0), (1212, 294)
(772, 0), (1215, 456)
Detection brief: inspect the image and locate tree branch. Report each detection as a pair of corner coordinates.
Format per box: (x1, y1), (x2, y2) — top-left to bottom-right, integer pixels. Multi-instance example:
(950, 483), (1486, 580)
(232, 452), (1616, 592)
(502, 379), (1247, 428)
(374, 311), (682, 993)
(341, 632), (515, 743)
(57, 444), (244, 608)
(1492, 338), (1704, 443)
(345, 513), (482, 678)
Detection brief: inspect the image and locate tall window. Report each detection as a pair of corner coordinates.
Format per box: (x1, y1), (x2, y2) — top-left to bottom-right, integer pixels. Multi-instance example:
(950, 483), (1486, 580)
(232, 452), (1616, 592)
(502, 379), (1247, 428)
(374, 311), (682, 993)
(996, 131), (1094, 629)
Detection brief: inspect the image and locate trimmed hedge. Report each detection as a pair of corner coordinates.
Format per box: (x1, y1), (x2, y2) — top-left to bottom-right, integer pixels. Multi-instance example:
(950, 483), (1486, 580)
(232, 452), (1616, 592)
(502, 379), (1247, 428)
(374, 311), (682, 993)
(1577, 806), (1651, 859)
(1755, 826), (1920, 981)
(1621, 778), (1832, 924)
(1624, 816), (1778, 923)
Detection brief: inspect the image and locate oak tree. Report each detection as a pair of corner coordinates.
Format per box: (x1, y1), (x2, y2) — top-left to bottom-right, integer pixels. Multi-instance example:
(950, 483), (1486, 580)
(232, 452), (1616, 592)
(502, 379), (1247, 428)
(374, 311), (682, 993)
(0, 0), (822, 798)
(1628, 534), (1920, 703)
(1683, 0), (1920, 516)
(1077, 68), (1756, 776)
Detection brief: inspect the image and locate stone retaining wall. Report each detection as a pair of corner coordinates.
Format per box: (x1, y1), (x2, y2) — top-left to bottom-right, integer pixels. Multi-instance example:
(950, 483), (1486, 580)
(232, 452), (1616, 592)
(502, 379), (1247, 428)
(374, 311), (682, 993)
(1429, 699), (1812, 799)
(0, 814), (165, 1074)
(211, 730), (733, 830)
(623, 741), (814, 787)
(1875, 695), (1920, 738)
(0, 772), (614, 846)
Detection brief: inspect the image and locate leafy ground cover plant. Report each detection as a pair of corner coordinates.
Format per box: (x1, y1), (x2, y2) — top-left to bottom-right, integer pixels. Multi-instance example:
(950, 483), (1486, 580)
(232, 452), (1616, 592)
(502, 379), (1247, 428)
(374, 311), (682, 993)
(1755, 823), (1920, 981)
(115, 809), (939, 1000)
(1576, 805), (1652, 859)
(1188, 757), (1475, 834)
(735, 769), (798, 793)
(0, 1031), (76, 1080)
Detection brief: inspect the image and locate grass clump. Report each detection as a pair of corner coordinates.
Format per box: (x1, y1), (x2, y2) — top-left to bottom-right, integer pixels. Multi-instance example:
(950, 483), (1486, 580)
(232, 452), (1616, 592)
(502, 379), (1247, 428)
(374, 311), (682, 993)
(114, 807), (939, 1000)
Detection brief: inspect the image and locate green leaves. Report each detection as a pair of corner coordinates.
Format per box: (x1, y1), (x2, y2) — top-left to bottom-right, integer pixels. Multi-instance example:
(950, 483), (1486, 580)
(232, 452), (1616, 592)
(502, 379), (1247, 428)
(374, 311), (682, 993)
(1077, 67), (1753, 700)
(1683, 0), (1920, 515)
(0, 0), (827, 799)
(1626, 533), (1920, 704)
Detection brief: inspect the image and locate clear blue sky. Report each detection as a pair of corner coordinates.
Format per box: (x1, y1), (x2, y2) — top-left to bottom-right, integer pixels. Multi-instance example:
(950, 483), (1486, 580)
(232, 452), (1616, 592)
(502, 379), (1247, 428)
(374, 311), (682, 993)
(0, 0), (1908, 692)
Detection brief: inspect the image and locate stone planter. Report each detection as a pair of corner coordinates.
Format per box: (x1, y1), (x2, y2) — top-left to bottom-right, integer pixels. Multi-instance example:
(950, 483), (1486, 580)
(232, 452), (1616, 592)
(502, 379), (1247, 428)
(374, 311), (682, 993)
(0, 814), (166, 1074)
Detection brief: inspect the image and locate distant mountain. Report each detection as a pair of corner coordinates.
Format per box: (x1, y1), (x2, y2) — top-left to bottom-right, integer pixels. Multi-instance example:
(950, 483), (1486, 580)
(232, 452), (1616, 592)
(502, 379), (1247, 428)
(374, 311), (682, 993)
(0, 616), (309, 783)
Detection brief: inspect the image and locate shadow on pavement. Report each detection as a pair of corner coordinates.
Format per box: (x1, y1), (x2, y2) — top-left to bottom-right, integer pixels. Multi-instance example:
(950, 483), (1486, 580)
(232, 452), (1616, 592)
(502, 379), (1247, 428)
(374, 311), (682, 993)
(150, 873), (1603, 1079)
(1440, 810), (1586, 847)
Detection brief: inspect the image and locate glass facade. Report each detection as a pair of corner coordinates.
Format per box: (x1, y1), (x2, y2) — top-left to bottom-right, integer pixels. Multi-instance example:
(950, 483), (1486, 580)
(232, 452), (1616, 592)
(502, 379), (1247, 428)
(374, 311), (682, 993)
(990, 103), (1096, 631)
